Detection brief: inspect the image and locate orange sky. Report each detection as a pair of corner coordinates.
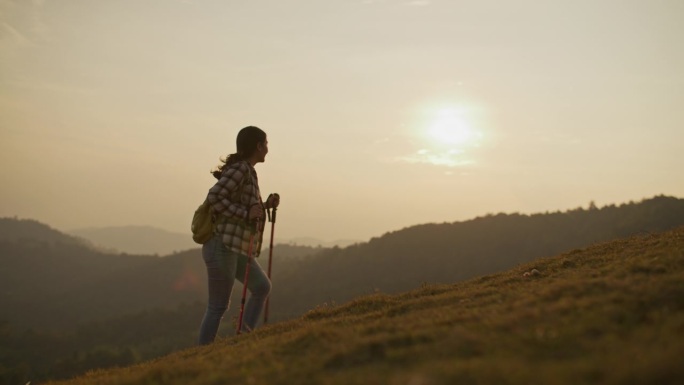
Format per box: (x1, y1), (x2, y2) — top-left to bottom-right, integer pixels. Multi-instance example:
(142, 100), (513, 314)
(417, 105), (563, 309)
(1, 0), (682, 242)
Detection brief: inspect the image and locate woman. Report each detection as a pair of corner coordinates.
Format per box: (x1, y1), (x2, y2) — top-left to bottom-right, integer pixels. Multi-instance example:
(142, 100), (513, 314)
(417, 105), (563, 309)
(198, 126), (280, 345)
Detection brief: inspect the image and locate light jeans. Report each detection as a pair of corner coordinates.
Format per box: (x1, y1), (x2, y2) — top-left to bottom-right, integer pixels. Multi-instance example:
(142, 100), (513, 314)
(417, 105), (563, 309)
(198, 234), (271, 345)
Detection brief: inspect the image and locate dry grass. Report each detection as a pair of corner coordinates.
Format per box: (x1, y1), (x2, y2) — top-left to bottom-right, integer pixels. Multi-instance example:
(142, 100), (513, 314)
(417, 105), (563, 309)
(46, 227), (684, 385)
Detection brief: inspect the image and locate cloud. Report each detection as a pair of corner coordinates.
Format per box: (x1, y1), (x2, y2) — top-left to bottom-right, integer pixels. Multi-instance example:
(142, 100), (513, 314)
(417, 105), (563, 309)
(395, 148), (474, 167)
(406, 0), (431, 6)
(1, 22), (31, 46)
(361, 0), (430, 5)
(0, 0), (51, 47)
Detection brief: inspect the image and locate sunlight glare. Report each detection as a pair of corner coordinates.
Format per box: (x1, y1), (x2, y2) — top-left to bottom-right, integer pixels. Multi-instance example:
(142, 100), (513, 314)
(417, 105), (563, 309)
(396, 102), (487, 168)
(403, 104), (484, 168)
(427, 107), (476, 147)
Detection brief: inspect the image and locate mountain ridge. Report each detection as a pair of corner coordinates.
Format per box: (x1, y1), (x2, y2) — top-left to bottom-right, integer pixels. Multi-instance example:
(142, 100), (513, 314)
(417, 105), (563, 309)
(3, 195), (684, 332)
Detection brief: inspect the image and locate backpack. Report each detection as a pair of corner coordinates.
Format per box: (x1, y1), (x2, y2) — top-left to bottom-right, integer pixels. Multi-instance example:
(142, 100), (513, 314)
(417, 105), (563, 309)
(191, 199), (214, 244)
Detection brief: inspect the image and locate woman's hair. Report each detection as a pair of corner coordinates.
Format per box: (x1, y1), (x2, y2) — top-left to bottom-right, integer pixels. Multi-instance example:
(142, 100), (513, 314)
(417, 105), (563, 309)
(212, 126), (267, 179)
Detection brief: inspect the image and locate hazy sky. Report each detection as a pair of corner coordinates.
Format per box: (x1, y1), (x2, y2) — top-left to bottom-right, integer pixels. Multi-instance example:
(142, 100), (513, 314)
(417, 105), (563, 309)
(1, 0), (682, 242)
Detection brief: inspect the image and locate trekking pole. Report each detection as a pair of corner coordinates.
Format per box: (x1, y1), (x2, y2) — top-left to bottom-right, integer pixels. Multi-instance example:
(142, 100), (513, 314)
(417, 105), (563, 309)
(236, 218), (259, 335)
(264, 194), (278, 324)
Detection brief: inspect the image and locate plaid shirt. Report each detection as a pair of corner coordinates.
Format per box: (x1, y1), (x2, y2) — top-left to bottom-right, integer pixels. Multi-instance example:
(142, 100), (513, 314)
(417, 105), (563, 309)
(206, 161), (265, 257)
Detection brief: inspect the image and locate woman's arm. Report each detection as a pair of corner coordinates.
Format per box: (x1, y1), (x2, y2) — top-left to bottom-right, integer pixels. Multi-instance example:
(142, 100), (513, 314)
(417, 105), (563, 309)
(206, 162), (249, 221)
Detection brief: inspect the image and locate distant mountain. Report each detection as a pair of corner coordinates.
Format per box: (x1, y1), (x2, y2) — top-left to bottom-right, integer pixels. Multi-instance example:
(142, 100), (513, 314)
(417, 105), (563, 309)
(0, 217), (91, 247)
(0, 219), (160, 330)
(3, 195), (684, 333)
(69, 225), (198, 256)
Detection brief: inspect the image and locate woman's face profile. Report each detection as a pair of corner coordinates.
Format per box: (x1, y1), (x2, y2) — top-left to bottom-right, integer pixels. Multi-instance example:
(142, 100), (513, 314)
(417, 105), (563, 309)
(256, 138), (269, 163)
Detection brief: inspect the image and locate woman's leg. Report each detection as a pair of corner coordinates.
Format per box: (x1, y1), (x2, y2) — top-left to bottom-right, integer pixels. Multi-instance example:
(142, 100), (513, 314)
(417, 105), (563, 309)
(236, 255), (272, 332)
(198, 236), (238, 345)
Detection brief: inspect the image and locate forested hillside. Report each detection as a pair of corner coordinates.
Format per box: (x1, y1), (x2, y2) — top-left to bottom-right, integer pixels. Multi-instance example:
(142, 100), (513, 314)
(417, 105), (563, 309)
(2, 195), (683, 382)
(0, 219), (159, 329)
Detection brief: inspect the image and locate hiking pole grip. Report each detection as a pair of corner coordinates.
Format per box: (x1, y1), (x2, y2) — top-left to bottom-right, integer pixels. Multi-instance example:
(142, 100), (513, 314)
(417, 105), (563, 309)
(267, 193), (279, 223)
(272, 193), (279, 223)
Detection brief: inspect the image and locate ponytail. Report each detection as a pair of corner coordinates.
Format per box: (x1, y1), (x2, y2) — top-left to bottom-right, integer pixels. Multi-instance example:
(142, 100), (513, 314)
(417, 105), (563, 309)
(211, 153), (243, 179)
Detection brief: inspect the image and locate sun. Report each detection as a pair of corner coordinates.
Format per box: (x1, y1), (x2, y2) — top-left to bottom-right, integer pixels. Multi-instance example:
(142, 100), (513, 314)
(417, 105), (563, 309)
(426, 107), (478, 148)
(401, 104), (484, 167)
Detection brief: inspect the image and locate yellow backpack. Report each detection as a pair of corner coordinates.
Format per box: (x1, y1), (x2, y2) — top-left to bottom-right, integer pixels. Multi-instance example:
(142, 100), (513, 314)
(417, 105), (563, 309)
(191, 199), (214, 244)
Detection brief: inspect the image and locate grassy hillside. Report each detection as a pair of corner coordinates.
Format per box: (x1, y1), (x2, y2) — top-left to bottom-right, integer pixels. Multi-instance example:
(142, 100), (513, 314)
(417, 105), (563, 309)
(46, 227), (684, 385)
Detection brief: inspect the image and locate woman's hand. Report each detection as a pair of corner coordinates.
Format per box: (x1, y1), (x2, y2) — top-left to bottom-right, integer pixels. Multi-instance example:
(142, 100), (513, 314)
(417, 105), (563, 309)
(247, 204), (265, 222)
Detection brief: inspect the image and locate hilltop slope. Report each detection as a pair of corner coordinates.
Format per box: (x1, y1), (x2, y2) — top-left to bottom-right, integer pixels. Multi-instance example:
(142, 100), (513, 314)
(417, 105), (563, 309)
(47, 227), (684, 385)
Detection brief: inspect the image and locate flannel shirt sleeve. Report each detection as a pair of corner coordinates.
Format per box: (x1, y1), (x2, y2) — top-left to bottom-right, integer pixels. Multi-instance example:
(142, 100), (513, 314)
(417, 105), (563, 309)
(206, 163), (249, 220)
